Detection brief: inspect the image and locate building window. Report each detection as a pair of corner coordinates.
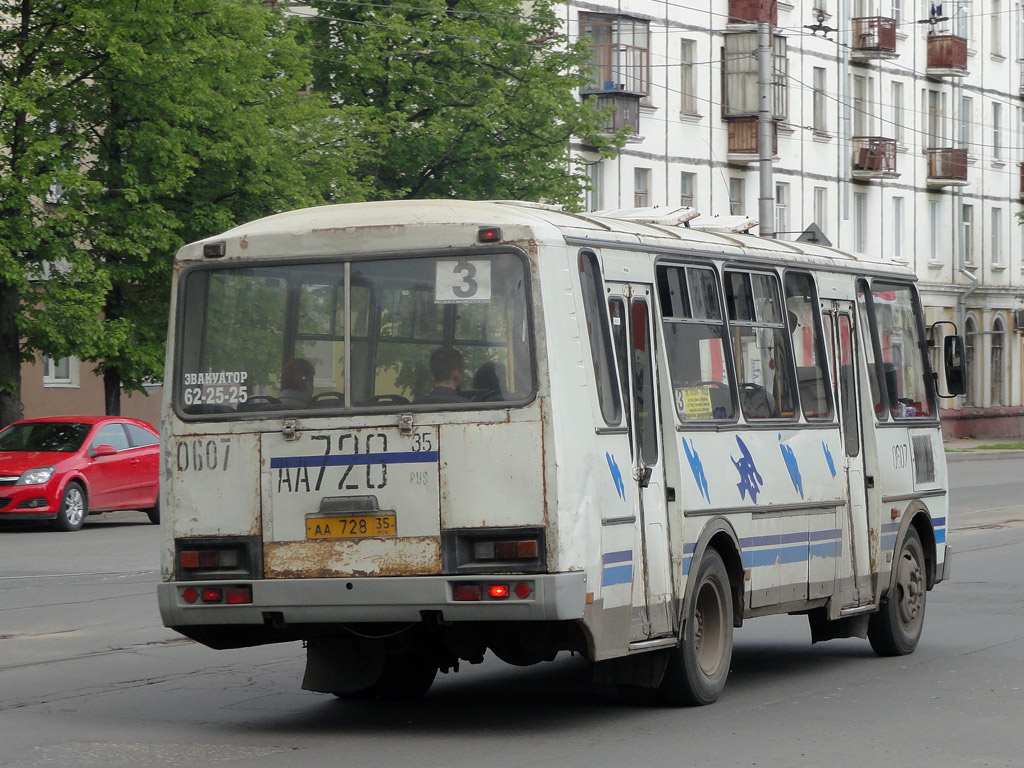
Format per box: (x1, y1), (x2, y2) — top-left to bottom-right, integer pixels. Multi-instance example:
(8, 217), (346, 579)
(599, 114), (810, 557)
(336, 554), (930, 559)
(680, 172), (696, 207)
(680, 40), (697, 114)
(993, 0), (1003, 57)
(814, 187), (827, 236)
(892, 197), (905, 261)
(992, 207), (1004, 266)
(722, 32), (788, 120)
(929, 199), (941, 263)
(42, 356), (78, 388)
(892, 0), (903, 23)
(813, 67), (827, 135)
(579, 14), (650, 96)
(585, 162), (603, 212)
(961, 95), (973, 153)
(729, 177), (745, 215)
(634, 168), (650, 207)
(963, 203), (974, 265)
(956, 3), (972, 43)
(854, 192), (867, 253)
(926, 88), (946, 148)
(964, 315), (978, 405)
(992, 317), (1006, 405)
(852, 75), (871, 137)
(892, 81), (905, 144)
(775, 182), (789, 239)
(993, 102), (1004, 160)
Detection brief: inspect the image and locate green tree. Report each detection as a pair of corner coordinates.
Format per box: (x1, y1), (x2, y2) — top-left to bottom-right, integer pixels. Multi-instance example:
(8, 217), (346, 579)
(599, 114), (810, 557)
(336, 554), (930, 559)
(1, 0), (376, 422)
(307, 0), (624, 208)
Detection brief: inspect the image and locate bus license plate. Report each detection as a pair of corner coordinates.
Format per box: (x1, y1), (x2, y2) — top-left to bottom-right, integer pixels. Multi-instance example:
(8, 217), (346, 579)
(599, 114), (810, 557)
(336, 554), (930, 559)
(305, 514), (397, 540)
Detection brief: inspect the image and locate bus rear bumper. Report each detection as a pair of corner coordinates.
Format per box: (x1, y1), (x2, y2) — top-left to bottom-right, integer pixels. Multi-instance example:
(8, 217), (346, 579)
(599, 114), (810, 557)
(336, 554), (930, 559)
(158, 572), (588, 630)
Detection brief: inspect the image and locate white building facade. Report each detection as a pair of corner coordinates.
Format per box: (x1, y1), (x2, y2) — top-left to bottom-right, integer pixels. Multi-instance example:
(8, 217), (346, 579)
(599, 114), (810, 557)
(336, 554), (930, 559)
(566, 0), (1024, 437)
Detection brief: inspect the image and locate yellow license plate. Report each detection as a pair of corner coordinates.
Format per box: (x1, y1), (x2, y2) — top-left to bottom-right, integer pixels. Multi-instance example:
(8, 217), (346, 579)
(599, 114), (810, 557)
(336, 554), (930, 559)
(305, 514), (397, 539)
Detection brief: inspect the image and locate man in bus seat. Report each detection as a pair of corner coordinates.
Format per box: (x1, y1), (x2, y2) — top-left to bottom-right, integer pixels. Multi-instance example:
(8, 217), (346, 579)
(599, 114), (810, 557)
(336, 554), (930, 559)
(417, 347), (468, 403)
(471, 361), (506, 401)
(278, 358), (315, 407)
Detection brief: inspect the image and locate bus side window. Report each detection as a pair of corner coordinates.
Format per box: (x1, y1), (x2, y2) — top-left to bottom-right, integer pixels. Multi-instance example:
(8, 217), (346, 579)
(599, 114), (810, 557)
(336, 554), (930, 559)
(869, 282), (935, 419)
(724, 270), (798, 421)
(856, 280), (887, 419)
(656, 264), (735, 421)
(784, 272), (834, 421)
(579, 251), (622, 426)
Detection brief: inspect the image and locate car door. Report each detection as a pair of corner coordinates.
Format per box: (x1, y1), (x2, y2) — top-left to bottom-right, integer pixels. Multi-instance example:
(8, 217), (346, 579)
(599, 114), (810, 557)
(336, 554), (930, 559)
(86, 422), (133, 510)
(125, 423), (160, 508)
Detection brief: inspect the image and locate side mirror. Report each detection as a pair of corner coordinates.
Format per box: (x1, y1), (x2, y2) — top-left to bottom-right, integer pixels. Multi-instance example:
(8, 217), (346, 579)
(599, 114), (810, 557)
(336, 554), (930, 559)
(92, 444), (118, 458)
(943, 335), (967, 396)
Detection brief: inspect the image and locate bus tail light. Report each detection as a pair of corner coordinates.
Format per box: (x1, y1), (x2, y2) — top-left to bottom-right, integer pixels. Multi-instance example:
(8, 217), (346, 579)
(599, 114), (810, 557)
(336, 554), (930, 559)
(181, 585), (252, 605)
(451, 581), (533, 602)
(445, 528), (546, 574)
(174, 537), (261, 581)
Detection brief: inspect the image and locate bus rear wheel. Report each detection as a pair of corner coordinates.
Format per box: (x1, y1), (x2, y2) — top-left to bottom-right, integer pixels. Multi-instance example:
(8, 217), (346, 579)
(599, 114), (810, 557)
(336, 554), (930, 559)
(868, 527), (926, 656)
(660, 549), (733, 706)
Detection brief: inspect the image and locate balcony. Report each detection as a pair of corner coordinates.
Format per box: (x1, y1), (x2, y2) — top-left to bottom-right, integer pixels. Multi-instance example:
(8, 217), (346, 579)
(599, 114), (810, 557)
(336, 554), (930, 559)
(583, 90), (642, 136)
(850, 17), (898, 59)
(728, 0), (777, 25)
(726, 117), (778, 163)
(851, 137), (898, 179)
(926, 34), (967, 77)
(925, 148), (968, 187)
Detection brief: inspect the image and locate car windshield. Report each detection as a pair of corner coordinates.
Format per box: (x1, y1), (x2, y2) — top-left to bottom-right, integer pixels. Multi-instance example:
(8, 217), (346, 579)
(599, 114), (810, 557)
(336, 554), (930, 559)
(0, 422), (91, 452)
(176, 252), (535, 417)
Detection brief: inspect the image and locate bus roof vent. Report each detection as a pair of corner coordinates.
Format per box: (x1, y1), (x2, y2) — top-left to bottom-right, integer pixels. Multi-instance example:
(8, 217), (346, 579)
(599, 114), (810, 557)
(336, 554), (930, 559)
(688, 214), (759, 234)
(594, 206), (700, 227)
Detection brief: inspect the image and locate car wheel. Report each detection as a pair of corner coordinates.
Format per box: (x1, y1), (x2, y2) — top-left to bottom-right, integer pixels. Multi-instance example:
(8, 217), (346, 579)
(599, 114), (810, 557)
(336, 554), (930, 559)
(868, 527), (926, 657)
(145, 498), (160, 525)
(54, 481), (87, 532)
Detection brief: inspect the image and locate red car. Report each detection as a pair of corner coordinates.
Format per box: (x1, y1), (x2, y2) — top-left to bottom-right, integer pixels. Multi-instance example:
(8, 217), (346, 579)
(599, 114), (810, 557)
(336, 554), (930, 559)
(0, 416), (160, 531)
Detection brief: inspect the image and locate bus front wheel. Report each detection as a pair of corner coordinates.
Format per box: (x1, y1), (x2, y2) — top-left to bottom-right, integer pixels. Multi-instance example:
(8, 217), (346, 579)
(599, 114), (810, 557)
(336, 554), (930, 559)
(660, 549), (733, 706)
(868, 527), (926, 657)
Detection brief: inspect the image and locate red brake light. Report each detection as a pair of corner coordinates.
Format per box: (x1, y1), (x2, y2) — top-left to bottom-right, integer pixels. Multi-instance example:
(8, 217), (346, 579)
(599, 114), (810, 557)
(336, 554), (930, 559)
(200, 588), (223, 603)
(477, 226), (502, 243)
(488, 584), (510, 599)
(182, 587), (199, 604)
(515, 582), (532, 599)
(453, 584), (482, 601)
(225, 586), (252, 605)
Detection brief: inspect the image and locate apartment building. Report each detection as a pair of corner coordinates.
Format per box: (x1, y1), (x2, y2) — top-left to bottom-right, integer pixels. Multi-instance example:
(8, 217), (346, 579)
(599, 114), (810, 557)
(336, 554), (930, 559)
(567, 0), (1024, 437)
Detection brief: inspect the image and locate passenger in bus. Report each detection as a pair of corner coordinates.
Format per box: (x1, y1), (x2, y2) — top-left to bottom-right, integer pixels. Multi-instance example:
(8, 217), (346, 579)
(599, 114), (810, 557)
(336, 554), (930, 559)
(278, 359), (315, 407)
(471, 361), (506, 401)
(417, 347), (468, 403)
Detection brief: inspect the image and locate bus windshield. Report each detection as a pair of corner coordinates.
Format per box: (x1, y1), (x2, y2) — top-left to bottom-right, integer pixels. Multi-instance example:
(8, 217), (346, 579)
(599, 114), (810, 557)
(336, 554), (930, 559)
(176, 252), (534, 416)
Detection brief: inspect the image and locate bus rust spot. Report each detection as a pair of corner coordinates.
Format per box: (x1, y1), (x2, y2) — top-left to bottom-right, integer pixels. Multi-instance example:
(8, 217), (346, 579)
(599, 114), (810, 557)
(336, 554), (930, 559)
(263, 537), (441, 578)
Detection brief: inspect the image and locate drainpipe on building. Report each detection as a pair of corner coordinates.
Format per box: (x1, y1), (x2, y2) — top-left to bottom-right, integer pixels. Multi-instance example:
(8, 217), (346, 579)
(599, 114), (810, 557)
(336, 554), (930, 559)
(757, 19), (775, 237)
(953, 72), (977, 336)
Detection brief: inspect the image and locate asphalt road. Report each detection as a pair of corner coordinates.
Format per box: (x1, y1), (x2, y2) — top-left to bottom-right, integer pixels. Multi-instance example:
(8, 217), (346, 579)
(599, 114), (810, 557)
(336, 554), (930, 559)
(0, 453), (1022, 768)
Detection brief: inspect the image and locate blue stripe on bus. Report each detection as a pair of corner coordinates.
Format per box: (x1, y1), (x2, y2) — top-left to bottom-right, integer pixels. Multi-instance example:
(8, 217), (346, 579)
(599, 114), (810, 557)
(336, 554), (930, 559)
(602, 564), (633, 587)
(270, 451), (439, 469)
(603, 550), (632, 565)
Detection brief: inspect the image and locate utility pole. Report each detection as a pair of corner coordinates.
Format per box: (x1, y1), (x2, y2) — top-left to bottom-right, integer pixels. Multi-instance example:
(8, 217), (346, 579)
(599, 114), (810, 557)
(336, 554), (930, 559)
(757, 19), (775, 238)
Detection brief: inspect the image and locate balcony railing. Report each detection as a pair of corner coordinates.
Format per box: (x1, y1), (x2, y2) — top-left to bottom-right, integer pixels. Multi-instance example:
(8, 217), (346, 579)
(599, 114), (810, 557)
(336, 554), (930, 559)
(926, 34), (968, 76)
(727, 117), (778, 162)
(925, 148), (968, 186)
(851, 137), (898, 178)
(728, 0), (777, 24)
(583, 91), (641, 136)
(851, 17), (898, 58)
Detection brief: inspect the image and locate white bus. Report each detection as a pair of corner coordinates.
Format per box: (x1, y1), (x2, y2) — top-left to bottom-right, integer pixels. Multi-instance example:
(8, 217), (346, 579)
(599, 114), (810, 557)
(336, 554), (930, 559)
(158, 200), (966, 705)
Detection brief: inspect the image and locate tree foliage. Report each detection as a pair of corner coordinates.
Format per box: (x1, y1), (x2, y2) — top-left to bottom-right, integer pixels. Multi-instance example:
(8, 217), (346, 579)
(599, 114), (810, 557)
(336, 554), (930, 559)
(307, 0), (623, 208)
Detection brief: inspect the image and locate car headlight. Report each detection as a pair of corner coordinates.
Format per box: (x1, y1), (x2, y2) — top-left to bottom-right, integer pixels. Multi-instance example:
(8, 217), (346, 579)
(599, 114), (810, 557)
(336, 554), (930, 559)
(17, 466), (55, 485)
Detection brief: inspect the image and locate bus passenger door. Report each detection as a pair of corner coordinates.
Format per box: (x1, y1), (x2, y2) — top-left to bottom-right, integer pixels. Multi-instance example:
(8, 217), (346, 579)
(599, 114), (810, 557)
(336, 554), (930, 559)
(824, 303), (872, 610)
(608, 283), (673, 640)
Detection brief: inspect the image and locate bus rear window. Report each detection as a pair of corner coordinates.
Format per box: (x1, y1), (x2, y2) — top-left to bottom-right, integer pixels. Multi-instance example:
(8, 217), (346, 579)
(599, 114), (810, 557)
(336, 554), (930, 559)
(176, 253), (534, 416)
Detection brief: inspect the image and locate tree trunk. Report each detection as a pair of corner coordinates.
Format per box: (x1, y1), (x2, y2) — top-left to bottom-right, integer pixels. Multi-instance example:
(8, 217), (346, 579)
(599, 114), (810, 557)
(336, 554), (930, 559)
(0, 280), (24, 428)
(103, 367), (121, 416)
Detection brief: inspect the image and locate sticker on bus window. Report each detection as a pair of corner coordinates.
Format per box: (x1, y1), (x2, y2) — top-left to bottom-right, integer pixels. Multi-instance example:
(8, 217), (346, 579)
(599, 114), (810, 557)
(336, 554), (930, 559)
(435, 260), (491, 304)
(182, 371), (250, 406)
(677, 386), (713, 420)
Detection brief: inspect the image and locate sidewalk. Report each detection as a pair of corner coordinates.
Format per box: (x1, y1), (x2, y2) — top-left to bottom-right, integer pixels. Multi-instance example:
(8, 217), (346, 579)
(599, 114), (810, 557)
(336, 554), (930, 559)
(944, 436), (1024, 461)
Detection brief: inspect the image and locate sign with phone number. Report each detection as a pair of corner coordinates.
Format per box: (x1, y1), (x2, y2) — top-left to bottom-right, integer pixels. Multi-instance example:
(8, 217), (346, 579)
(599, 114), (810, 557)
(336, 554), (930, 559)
(182, 371), (250, 406)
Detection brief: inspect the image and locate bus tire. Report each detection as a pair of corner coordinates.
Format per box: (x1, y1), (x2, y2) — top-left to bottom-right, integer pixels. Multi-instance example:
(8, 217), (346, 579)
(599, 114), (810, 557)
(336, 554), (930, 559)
(868, 527), (926, 657)
(370, 652), (438, 701)
(660, 548), (733, 706)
